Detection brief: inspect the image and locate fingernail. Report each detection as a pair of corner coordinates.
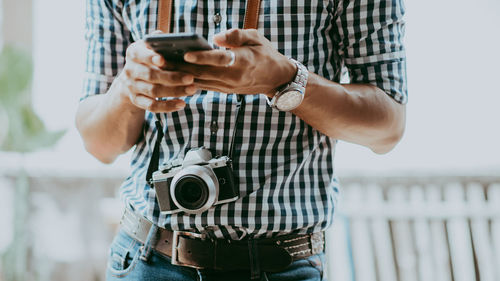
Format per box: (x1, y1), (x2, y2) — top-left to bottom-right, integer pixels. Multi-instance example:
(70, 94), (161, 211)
(182, 75), (194, 84)
(152, 55), (163, 66)
(175, 103), (186, 109)
(184, 53), (195, 62)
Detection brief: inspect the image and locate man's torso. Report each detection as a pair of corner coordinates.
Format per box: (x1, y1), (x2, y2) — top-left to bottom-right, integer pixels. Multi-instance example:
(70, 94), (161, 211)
(107, 0), (341, 240)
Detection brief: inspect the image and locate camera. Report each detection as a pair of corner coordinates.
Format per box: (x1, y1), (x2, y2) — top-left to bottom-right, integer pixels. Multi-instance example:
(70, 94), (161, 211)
(152, 147), (238, 214)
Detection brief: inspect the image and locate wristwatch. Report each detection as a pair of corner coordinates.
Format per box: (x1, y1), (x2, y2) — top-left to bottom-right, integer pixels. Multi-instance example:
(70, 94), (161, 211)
(268, 58), (309, 112)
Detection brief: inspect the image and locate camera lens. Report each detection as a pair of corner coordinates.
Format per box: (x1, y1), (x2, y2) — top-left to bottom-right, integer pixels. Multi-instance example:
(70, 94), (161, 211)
(170, 165), (219, 214)
(174, 175), (209, 211)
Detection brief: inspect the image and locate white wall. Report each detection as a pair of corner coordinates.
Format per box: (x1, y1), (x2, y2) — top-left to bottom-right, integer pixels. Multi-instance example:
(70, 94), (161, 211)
(1, 0), (32, 48)
(26, 0), (500, 175)
(28, 0), (131, 175)
(336, 0), (500, 174)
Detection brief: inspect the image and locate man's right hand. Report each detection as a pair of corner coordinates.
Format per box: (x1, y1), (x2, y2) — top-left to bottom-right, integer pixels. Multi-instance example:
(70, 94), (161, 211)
(76, 36), (199, 163)
(117, 39), (198, 113)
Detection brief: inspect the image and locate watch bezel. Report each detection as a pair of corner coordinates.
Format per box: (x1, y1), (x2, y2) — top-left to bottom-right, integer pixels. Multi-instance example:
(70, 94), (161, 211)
(272, 85), (304, 111)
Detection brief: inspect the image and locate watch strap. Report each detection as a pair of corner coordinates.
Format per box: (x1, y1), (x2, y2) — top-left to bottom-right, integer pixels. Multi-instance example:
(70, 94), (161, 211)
(292, 59), (308, 88)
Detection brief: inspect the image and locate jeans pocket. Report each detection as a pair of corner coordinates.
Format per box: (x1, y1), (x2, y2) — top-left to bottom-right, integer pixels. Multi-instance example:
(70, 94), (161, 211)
(306, 253), (325, 280)
(107, 231), (141, 278)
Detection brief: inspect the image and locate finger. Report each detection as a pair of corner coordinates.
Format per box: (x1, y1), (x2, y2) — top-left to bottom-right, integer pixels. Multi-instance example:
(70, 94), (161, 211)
(184, 49), (234, 66)
(173, 64), (226, 80)
(149, 99), (187, 113)
(127, 40), (166, 68)
(214, 28), (263, 48)
(130, 93), (187, 113)
(194, 79), (232, 88)
(194, 79), (256, 95)
(194, 79), (234, 93)
(126, 63), (194, 86)
(131, 94), (154, 109)
(129, 80), (198, 98)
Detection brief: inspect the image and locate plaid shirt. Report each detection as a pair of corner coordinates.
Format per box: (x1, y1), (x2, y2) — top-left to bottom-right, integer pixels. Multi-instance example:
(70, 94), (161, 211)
(83, 0), (407, 240)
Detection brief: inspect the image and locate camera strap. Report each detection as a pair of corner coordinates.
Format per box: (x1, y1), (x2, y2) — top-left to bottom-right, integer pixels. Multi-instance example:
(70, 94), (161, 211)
(146, 115), (165, 184)
(146, 0), (261, 184)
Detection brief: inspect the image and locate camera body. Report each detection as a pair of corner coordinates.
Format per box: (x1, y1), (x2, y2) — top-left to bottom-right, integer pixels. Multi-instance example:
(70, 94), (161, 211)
(152, 147), (238, 214)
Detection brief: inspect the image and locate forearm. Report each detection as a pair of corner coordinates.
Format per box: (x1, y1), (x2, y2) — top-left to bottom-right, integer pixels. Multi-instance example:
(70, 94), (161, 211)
(292, 73), (406, 154)
(75, 76), (145, 163)
(176, 29), (405, 154)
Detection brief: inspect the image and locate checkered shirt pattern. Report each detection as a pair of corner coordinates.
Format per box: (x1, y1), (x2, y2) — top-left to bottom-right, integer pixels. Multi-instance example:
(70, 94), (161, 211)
(83, 0), (407, 240)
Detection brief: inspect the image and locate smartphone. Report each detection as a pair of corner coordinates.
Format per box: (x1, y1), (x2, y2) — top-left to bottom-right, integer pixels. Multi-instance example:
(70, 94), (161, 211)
(144, 33), (213, 62)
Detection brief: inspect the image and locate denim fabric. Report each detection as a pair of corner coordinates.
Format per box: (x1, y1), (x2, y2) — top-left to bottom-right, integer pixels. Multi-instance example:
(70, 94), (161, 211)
(106, 229), (326, 281)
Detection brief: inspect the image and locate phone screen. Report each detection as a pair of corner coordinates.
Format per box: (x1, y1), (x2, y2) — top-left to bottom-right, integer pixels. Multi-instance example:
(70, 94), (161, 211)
(144, 33), (213, 62)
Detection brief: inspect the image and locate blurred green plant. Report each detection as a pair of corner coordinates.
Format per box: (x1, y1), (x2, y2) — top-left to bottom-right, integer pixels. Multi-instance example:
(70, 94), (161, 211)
(0, 44), (66, 281)
(0, 44), (65, 151)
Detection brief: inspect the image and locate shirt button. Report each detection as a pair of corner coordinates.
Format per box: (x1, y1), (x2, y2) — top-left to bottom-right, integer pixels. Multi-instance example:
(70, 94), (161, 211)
(210, 120), (218, 135)
(213, 13), (222, 25)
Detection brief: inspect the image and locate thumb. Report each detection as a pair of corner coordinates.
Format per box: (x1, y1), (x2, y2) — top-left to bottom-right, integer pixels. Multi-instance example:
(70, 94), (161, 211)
(214, 28), (263, 48)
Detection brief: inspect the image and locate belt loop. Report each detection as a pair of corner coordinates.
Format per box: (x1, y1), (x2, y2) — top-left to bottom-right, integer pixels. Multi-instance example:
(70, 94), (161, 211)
(248, 238), (261, 280)
(140, 224), (159, 262)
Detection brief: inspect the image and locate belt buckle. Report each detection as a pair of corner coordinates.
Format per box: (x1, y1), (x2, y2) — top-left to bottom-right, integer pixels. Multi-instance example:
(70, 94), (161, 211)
(171, 231), (206, 269)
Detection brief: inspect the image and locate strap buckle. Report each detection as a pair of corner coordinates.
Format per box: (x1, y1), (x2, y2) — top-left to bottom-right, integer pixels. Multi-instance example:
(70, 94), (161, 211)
(171, 231), (207, 269)
(310, 232), (325, 255)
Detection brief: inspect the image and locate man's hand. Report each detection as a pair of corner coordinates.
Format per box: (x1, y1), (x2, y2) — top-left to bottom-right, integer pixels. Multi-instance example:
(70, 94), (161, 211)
(174, 29), (405, 154)
(76, 32), (203, 163)
(118, 37), (198, 113)
(176, 29), (297, 97)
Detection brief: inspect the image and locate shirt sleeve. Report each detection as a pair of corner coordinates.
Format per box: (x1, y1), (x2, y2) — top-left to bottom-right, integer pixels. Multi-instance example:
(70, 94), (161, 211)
(81, 0), (131, 101)
(333, 0), (408, 104)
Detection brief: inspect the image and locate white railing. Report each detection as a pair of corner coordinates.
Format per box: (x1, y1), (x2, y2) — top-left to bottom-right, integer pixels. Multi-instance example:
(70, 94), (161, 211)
(326, 176), (500, 281)
(1, 173), (499, 280)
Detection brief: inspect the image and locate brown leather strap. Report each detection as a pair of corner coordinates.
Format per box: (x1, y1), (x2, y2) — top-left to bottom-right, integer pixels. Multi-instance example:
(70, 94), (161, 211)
(120, 208), (325, 272)
(157, 0), (173, 33)
(243, 0), (261, 29)
(157, 0), (261, 32)
(156, 230), (293, 272)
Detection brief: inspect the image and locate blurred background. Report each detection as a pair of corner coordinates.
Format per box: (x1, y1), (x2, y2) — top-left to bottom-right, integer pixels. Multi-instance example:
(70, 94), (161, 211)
(0, 0), (499, 280)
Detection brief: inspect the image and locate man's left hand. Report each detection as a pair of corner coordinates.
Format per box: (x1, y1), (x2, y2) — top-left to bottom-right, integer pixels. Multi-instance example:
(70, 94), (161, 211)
(175, 29), (297, 98)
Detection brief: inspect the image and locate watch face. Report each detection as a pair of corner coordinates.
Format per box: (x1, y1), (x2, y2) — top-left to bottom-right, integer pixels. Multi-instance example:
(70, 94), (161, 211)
(276, 90), (304, 111)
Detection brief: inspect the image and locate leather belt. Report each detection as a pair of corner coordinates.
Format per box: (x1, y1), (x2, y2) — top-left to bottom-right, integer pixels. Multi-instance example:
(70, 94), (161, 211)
(119, 208), (325, 272)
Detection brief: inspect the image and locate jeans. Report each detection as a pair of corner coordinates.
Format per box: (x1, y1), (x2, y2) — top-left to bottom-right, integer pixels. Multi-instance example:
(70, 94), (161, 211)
(106, 229), (326, 281)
